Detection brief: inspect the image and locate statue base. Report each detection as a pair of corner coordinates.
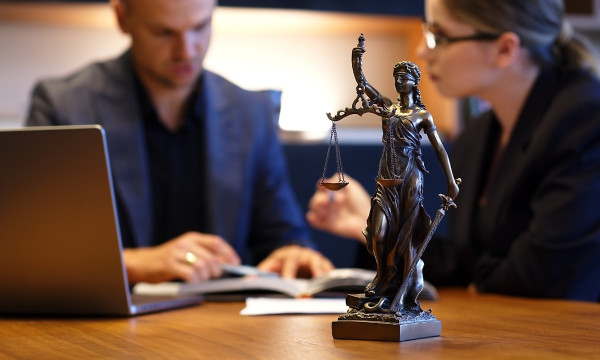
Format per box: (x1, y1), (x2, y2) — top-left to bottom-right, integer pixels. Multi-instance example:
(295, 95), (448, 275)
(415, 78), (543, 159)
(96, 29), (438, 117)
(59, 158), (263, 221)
(332, 318), (441, 342)
(332, 293), (442, 342)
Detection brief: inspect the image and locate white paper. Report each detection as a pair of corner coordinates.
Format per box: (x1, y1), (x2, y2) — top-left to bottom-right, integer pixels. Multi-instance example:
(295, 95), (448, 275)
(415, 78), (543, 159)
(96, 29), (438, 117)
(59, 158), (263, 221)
(133, 282), (181, 295)
(240, 297), (348, 315)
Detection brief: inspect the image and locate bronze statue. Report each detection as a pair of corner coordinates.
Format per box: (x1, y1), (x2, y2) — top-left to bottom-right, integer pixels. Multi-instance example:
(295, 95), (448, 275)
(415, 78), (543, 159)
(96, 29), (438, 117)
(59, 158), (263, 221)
(325, 34), (460, 341)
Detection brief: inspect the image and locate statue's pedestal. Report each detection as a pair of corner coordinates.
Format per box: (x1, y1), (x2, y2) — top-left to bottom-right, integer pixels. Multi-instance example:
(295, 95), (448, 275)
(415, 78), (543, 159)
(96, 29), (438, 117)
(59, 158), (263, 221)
(332, 318), (441, 342)
(332, 294), (442, 342)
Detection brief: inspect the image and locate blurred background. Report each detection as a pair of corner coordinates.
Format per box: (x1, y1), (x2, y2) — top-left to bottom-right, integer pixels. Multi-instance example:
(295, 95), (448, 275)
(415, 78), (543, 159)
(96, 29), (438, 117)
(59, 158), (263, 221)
(1, 0), (599, 266)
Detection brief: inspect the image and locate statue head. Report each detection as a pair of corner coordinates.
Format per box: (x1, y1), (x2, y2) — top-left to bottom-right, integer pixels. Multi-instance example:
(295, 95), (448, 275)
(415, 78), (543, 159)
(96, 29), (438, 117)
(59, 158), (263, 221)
(393, 61), (421, 85)
(393, 61), (425, 108)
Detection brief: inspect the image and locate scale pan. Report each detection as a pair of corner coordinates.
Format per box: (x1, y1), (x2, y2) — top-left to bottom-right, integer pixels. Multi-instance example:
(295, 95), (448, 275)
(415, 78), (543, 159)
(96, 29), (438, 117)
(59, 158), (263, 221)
(320, 181), (349, 191)
(376, 178), (403, 187)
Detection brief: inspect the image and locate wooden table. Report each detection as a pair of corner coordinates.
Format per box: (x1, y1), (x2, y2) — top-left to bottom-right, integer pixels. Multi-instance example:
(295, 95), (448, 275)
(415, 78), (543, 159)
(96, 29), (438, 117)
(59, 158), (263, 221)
(1, 288), (598, 359)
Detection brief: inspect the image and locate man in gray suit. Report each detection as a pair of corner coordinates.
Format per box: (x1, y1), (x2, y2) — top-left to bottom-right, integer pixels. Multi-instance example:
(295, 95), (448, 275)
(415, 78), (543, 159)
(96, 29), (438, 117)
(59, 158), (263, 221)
(27, 0), (333, 284)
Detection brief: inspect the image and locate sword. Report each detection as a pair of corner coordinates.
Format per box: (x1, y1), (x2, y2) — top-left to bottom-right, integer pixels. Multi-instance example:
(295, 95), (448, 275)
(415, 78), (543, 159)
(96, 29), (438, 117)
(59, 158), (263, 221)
(390, 181), (460, 313)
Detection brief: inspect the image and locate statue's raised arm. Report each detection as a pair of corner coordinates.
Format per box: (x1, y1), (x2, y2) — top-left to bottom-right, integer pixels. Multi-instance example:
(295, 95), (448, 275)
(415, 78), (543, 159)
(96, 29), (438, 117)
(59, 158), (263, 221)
(351, 35), (367, 91)
(327, 34), (393, 122)
(351, 34), (385, 108)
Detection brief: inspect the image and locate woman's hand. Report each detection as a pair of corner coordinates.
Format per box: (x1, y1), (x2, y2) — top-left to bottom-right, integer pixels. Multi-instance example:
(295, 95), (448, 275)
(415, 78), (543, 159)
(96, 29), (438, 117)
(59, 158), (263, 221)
(306, 174), (371, 244)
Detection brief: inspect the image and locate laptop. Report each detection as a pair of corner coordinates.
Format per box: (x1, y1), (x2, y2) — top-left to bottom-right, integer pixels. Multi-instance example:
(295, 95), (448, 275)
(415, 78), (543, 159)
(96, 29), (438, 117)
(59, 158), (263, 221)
(0, 125), (202, 316)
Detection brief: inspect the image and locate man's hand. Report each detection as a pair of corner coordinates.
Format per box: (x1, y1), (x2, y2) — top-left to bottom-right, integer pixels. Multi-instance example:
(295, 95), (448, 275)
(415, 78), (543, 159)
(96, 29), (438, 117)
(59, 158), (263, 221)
(123, 231), (241, 284)
(257, 244), (335, 279)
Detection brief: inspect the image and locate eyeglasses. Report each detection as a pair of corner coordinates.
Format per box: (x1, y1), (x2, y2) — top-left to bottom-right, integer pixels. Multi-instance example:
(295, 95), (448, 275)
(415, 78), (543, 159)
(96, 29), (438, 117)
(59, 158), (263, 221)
(422, 23), (500, 50)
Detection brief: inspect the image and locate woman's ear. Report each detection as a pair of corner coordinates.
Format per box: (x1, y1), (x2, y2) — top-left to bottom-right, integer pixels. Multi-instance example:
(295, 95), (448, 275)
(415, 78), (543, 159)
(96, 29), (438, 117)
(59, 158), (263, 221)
(493, 32), (521, 68)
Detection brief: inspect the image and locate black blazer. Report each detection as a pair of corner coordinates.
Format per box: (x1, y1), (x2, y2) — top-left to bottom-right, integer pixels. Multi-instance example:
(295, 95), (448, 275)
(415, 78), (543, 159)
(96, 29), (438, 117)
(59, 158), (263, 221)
(424, 68), (600, 301)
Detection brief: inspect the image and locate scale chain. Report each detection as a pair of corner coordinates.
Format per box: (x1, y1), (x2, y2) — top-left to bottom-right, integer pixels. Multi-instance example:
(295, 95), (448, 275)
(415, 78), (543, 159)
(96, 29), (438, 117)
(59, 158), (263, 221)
(321, 122), (335, 183)
(333, 123), (345, 182)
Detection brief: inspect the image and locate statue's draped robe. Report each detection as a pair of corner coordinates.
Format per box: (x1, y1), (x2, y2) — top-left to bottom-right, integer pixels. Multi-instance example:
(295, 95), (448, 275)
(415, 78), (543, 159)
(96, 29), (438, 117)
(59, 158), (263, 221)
(366, 114), (431, 299)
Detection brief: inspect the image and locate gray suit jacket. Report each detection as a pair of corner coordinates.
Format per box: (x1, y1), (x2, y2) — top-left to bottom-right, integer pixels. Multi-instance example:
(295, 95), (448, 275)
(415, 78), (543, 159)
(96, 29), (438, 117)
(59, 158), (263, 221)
(26, 50), (312, 263)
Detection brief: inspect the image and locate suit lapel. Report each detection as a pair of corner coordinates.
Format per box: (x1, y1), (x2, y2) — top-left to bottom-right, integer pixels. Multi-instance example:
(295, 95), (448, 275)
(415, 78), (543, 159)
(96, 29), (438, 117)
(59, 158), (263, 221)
(201, 72), (245, 242)
(95, 52), (153, 247)
(484, 70), (560, 218)
(451, 113), (495, 245)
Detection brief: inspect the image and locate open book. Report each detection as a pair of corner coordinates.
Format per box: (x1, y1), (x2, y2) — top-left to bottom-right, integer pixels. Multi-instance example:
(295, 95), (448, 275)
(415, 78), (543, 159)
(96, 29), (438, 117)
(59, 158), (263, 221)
(133, 267), (439, 300)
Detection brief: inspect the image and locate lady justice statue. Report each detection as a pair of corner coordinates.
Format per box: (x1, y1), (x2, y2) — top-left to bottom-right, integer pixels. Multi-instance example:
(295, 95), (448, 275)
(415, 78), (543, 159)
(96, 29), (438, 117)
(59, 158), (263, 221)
(325, 34), (460, 341)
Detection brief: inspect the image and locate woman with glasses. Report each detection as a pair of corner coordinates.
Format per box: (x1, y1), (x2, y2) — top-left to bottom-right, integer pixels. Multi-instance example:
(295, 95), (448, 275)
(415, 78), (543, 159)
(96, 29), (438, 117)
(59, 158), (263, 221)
(307, 0), (600, 301)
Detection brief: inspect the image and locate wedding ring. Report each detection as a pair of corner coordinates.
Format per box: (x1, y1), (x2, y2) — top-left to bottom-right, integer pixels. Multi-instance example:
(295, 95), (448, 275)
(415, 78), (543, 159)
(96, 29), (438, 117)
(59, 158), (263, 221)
(185, 251), (197, 266)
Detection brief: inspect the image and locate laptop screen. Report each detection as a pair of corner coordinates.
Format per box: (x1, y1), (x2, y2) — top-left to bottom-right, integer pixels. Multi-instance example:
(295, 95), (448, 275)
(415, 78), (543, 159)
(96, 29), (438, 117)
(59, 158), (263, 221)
(0, 126), (164, 315)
